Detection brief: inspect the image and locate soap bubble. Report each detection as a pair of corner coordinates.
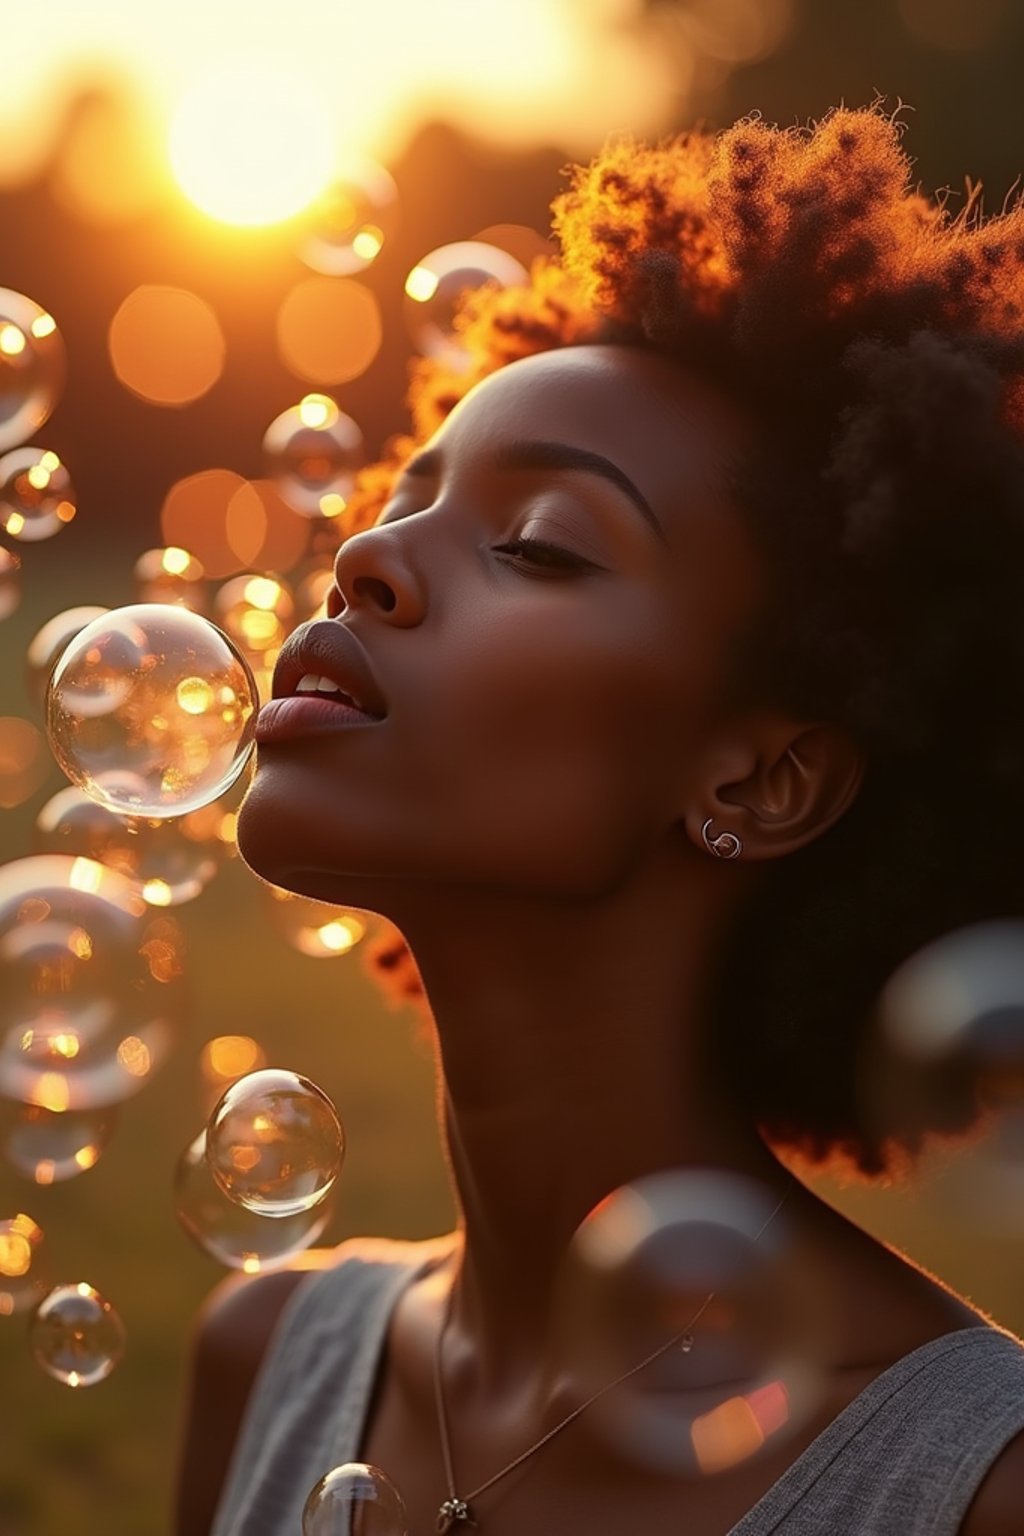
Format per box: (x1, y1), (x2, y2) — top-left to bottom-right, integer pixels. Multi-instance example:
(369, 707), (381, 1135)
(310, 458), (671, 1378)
(45, 604), (257, 818)
(0, 289), (67, 453)
(2, 1103), (116, 1183)
(174, 1128), (334, 1272)
(0, 547), (21, 620)
(297, 153), (400, 277)
(26, 605), (110, 708)
(133, 546), (207, 612)
(264, 885), (369, 958)
(302, 1462), (408, 1536)
(30, 1281), (125, 1386)
(0, 1213), (48, 1316)
(0, 447), (75, 541)
(263, 395), (364, 518)
(403, 242), (527, 370)
(213, 573), (294, 663)
(0, 855), (185, 1110)
(557, 1171), (829, 1479)
(36, 783), (224, 905)
(206, 1068), (344, 1218)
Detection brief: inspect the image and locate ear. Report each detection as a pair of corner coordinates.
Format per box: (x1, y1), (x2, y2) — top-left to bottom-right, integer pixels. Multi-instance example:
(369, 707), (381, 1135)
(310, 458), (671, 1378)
(689, 722), (865, 862)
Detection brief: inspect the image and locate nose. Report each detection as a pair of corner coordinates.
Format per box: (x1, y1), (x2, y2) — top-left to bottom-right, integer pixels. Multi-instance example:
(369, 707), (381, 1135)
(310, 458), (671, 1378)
(325, 524), (402, 619)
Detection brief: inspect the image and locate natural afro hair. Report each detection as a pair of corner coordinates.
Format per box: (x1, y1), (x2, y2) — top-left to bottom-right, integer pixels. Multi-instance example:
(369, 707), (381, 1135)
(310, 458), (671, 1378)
(349, 101), (1024, 1183)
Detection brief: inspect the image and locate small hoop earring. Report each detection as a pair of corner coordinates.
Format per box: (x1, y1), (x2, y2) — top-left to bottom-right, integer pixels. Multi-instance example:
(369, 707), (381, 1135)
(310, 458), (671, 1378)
(701, 816), (742, 859)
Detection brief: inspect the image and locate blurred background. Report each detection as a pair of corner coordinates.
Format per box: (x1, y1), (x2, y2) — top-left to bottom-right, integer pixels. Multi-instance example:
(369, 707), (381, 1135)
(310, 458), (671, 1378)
(1, 2), (1024, 1532)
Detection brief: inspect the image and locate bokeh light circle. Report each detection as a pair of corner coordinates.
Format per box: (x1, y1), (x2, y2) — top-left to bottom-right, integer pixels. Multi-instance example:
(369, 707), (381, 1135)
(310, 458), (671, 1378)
(0, 546), (21, 620)
(45, 604), (258, 818)
(302, 1462), (408, 1536)
(206, 1068), (344, 1218)
(276, 277), (382, 384)
(174, 1128), (334, 1272)
(30, 1281), (125, 1387)
(0, 1213), (48, 1316)
(0, 447), (75, 541)
(0, 289), (66, 453)
(108, 286), (225, 405)
(0, 717), (49, 809)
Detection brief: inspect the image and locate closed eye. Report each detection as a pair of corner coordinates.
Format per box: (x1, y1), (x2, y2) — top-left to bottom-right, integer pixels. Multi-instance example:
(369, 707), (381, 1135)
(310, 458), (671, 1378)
(495, 535), (593, 572)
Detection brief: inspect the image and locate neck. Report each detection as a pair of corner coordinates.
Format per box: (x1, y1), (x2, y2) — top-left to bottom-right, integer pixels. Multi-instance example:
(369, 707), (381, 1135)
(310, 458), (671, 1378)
(384, 840), (800, 1392)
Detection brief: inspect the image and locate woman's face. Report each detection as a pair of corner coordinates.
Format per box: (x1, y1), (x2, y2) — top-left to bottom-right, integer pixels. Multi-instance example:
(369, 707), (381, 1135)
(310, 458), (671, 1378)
(236, 343), (763, 905)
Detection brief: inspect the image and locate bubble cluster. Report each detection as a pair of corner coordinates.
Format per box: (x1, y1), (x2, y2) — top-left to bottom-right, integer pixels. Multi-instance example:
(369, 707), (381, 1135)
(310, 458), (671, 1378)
(263, 395), (364, 519)
(302, 1462), (408, 1536)
(45, 604), (258, 818)
(0, 855), (184, 1110)
(558, 1171), (828, 1478)
(0, 447), (75, 541)
(30, 1281), (125, 1386)
(174, 1129), (334, 1272)
(0, 288), (66, 453)
(205, 1068), (344, 1218)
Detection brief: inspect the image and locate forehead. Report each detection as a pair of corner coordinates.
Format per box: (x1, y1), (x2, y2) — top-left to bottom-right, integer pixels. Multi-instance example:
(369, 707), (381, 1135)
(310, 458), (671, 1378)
(434, 344), (750, 539)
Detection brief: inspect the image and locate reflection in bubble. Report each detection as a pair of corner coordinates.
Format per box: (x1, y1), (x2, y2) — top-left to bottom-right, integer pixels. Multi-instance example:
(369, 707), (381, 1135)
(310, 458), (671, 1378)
(0, 446), (75, 541)
(26, 605), (110, 708)
(213, 574), (294, 673)
(174, 1129), (334, 1272)
(263, 885), (369, 958)
(45, 604), (258, 818)
(0, 1213), (47, 1316)
(558, 1170), (828, 1478)
(30, 1281), (125, 1386)
(206, 1068), (344, 1219)
(263, 395), (364, 520)
(403, 242), (528, 370)
(0, 288), (66, 453)
(297, 153), (399, 277)
(0, 855), (185, 1110)
(302, 1462), (408, 1536)
(2, 1103), (116, 1183)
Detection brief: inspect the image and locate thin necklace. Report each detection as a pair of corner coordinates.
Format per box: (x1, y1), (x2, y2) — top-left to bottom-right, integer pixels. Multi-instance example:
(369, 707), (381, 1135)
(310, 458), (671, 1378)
(432, 1187), (791, 1533)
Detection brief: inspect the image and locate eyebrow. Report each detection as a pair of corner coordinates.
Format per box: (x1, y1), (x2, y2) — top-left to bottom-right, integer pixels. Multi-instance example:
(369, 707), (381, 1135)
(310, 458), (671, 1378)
(399, 438), (668, 546)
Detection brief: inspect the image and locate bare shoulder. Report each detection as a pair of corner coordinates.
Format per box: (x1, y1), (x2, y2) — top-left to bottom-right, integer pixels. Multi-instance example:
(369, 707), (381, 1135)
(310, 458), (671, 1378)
(959, 1428), (1024, 1536)
(173, 1248), (341, 1536)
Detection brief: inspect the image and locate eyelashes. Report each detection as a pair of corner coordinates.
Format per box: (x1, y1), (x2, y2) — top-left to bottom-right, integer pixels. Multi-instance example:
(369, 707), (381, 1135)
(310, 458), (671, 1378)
(494, 535), (592, 572)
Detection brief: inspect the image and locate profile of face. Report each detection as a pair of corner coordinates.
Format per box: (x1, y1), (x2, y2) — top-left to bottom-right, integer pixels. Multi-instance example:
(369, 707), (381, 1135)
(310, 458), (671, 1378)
(236, 344), (765, 913)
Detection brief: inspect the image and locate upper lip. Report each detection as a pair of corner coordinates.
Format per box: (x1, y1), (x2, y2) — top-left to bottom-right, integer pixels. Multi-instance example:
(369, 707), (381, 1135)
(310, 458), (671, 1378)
(271, 621), (388, 718)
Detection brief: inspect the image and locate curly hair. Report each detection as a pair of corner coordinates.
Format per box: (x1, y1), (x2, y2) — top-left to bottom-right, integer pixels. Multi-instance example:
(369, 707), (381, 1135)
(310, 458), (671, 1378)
(349, 101), (1024, 1183)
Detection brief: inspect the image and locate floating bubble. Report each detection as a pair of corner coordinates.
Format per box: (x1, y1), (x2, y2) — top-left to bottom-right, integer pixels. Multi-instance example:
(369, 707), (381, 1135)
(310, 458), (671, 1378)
(0, 447), (75, 541)
(557, 1171), (829, 1479)
(263, 395), (364, 519)
(174, 1128), (334, 1272)
(206, 1068), (344, 1218)
(30, 1281), (125, 1386)
(213, 573), (294, 664)
(302, 1462), (408, 1536)
(45, 604), (258, 818)
(263, 885), (369, 958)
(35, 783), (224, 905)
(0, 855), (184, 1110)
(0, 546), (20, 620)
(133, 546), (208, 612)
(0, 289), (67, 453)
(0, 1213), (48, 1316)
(2, 1103), (115, 1183)
(26, 605), (110, 708)
(297, 153), (400, 277)
(403, 242), (528, 370)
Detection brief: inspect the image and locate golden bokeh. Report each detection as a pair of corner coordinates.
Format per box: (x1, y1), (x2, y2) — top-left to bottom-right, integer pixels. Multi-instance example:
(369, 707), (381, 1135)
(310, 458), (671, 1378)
(0, 715), (49, 808)
(276, 277), (382, 384)
(109, 286), (225, 406)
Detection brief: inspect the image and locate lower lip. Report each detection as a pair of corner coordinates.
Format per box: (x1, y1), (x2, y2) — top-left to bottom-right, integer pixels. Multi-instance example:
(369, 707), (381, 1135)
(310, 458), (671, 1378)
(255, 695), (384, 743)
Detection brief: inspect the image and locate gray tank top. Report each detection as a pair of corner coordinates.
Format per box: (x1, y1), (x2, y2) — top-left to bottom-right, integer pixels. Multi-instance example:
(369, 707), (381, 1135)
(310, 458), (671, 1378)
(211, 1234), (1024, 1536)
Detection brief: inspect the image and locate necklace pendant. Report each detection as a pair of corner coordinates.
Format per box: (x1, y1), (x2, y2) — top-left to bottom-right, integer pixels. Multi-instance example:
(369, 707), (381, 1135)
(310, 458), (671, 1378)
(437, 1496), (476, 1531)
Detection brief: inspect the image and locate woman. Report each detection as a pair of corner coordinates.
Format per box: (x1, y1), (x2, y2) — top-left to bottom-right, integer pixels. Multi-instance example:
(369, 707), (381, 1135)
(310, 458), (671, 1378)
(176, 102), (1024, 1534)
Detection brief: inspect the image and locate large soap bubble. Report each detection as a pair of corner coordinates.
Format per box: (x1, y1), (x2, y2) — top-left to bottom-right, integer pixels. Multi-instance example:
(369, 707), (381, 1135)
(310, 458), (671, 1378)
(45, 604), (257, 818)
(302, 1463), (408, 1536)
(0, 289), (67, 453)
(0, 855), (184, 1110)
(206, 1068), (344, 1218)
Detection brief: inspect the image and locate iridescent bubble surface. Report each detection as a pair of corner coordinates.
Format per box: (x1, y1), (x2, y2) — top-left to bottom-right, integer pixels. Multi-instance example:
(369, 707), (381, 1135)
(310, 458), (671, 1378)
(263, 395), (364, 519)
(174, 1129), (334, 1272)
(205, 1068), (344, 1218)
(2, 1103), (115, 1183)
(302, 1462), (408, 1536)
(0, 289), (67, 453)
(0, 855), (184, 1110)
(30, 1281), (125, 1386)
(45, 604), (257, 818)
(0, 447), (75, 541)
(558, 1170), (829, 1478)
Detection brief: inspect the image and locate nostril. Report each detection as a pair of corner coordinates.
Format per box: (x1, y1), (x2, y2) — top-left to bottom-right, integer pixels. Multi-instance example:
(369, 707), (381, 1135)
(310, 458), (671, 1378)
(324, 584), (345, 619)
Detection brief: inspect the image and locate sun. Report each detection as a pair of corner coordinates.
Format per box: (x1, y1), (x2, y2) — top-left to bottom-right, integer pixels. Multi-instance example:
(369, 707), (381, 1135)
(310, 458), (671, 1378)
(169, 62), (335, 227)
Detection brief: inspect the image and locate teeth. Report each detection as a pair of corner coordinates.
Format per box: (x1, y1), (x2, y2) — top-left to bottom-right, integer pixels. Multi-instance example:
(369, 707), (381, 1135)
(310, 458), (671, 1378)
(295, 674), (320, 692)
(316, 676), (342, 694)
(293, 673), (359, 707)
